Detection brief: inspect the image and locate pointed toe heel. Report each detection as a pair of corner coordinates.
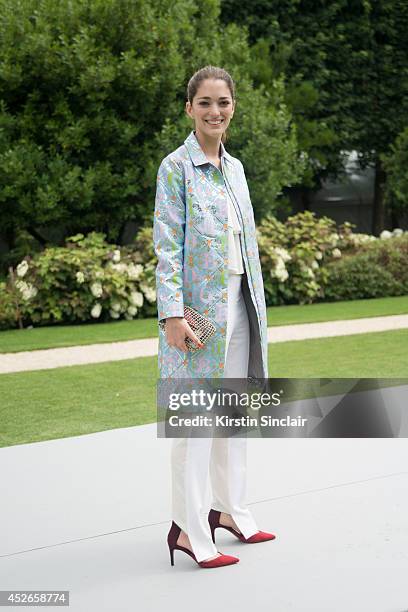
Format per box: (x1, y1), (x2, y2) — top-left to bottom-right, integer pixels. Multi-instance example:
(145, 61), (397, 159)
(167, 521), (239, 568)
(199, 553), (239, 568)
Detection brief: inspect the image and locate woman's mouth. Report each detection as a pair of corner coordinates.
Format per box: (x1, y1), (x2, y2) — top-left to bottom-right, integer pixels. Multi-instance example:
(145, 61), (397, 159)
(205, 119), (224, 126)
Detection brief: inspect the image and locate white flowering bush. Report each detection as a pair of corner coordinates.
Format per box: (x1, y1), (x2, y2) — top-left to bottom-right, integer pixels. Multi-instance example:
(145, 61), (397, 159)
(257, 212), (408, 305)
(1, 231), (157, 329)
(2, 219), (407, 328)
(16, 260), (29, 278)
(341, 232), (377, 248)
(14, 279), (38, 301)
(257, 211), (353, 305)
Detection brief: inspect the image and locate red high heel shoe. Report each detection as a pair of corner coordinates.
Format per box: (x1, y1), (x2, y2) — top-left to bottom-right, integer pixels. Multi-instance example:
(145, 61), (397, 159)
(167, 521), (239, 568)
(208, 509), (276, 544)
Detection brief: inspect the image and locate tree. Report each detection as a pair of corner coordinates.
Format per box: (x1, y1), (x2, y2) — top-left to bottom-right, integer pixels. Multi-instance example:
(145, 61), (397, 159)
(0, 0), (193, 248)
(382, 127), (408, 219)
(0, 0), (304, 269)
(220, 0), (408, 233)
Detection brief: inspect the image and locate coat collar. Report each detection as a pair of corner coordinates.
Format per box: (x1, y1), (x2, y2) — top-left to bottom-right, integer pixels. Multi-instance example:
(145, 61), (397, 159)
(184, 130), (233, 167)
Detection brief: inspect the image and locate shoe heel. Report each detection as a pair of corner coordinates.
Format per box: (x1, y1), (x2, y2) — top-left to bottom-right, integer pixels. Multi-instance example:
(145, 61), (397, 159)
(167, 521), (180, 567)
(208, 509), (220, 544)
(210, 526), (216, 544)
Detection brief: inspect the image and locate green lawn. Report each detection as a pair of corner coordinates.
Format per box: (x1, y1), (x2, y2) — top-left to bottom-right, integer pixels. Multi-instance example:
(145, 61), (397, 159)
(1, 295), (408, 353)
(1, 327), (407, 447)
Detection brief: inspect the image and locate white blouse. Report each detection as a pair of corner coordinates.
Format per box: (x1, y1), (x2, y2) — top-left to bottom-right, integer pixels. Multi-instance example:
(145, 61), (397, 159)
(226, 188), (245, 274)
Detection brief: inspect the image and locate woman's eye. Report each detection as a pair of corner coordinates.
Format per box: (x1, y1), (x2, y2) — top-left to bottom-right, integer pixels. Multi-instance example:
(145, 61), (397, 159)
(198, 101), (230, 106)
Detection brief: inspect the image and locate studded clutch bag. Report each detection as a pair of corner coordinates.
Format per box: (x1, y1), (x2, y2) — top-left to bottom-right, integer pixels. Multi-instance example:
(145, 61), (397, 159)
(158, 305), (217, 352)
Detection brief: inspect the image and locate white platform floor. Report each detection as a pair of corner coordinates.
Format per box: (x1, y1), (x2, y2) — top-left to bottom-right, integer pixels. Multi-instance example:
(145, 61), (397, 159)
(1, 424), (407, 612)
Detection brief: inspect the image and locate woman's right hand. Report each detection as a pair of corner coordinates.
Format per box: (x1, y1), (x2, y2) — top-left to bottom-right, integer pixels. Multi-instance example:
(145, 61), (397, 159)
(164, 317), (204, 352)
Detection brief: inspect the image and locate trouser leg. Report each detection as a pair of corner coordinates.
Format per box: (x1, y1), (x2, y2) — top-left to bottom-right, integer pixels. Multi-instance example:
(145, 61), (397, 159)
(171, 436), (218, 562)
(210, 437), (259, 538)
(170, 272), (259, 558)
(209, 271), (258, 538)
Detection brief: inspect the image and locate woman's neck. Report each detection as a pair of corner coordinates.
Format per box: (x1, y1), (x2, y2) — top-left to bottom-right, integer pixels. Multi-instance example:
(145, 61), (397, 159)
(194, 129), (221, 161)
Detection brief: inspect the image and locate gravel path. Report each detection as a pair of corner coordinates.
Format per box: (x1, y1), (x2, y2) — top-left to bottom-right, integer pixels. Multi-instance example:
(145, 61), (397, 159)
(1, 314), (408, 374)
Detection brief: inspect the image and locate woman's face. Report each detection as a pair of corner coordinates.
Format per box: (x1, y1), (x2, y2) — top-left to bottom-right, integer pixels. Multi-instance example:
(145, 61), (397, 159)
(185, 78), (235, 140)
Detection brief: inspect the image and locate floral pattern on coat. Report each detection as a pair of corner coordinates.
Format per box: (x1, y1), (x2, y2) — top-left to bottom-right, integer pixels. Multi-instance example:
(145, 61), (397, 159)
(153, 130), (268, 379)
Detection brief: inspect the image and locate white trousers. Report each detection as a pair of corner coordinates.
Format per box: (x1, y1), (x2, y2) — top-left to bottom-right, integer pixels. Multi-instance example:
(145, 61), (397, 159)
(171, 272), (259, 561)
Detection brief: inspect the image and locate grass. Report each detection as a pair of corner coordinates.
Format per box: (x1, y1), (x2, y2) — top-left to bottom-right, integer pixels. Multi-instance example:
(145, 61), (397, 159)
(269, 328), (408, 377)
(1, 328), (407, 447)
(266, 295), (408, 326)
(0, 318), (159, 353)
(0, 356), (158, 448)
(1, 295), (408, 353)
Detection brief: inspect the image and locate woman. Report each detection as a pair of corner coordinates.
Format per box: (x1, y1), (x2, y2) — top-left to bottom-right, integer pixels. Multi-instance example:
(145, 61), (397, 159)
(153, 66), (276, 569)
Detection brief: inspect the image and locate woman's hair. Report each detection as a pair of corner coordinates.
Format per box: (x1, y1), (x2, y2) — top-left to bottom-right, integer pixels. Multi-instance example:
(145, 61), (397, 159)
(186, 65), (236, 144)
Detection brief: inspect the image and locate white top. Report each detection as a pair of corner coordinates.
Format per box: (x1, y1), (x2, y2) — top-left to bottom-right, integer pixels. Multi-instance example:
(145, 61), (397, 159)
(226, 188), (245, 274)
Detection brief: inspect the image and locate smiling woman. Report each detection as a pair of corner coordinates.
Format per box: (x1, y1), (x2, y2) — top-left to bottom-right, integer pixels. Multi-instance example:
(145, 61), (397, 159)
(153, 65), (275, 570)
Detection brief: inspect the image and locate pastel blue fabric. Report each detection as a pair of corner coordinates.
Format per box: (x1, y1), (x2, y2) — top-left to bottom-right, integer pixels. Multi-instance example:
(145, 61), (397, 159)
(153, 130), (268, 379)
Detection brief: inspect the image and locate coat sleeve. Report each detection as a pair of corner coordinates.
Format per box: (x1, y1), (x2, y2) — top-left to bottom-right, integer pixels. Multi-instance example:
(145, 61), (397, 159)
(153, 156), (186, 322)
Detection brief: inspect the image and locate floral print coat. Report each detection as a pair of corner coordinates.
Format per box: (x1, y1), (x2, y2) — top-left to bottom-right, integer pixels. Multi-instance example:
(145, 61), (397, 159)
(153, 130), (268, 380)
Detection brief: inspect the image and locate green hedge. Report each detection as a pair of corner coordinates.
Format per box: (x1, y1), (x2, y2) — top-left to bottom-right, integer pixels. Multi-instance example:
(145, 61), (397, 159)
(322, 234), (408, 301)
